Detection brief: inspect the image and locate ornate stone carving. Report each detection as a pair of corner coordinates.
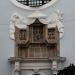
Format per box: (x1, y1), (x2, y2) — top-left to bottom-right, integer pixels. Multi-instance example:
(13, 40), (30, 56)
(9, 10), (64, 40)
(33, 26), (43, 42)
(39, 9), (64, 38)
(9, 3), (66, 75)
(9, 13), (27, 40)
(48, 28), (56, 40)
(19, 29), (26, 40)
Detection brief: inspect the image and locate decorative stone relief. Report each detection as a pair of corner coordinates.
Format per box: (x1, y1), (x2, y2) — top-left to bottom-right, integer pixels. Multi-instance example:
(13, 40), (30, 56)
(9, 13), (28, 40)
(9, 9), (64, 40)
(33, 25), (43, 42)
(39, 9), (64, 38)
(9, 0), (66, 75)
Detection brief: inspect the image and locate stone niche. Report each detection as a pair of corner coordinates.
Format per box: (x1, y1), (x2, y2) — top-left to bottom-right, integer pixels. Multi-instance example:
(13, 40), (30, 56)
(8, 19), (66, 75)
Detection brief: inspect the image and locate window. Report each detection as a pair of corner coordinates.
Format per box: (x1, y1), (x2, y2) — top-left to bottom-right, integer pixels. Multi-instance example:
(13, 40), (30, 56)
(10, 0), (58, 10)
(16, 0), (51, 7)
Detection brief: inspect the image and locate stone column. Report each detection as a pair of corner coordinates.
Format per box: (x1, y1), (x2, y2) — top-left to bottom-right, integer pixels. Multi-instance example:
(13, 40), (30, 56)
(14, 61), (20, 75)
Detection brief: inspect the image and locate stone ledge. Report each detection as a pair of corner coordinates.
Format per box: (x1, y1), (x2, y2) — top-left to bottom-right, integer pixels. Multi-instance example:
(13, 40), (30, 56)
(8, 56), (66, 63)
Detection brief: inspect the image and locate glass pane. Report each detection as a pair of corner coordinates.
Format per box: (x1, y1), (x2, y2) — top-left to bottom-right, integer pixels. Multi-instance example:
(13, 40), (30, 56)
(16, 0), (52, 7)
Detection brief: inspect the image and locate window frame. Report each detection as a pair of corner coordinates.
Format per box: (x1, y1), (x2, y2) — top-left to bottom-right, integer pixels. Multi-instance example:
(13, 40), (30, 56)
(16, 0), (51, 7)
(10, 0), (58, 10)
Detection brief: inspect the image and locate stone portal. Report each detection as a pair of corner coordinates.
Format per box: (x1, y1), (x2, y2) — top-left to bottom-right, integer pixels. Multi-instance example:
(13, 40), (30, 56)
(9, 16), (66, 75)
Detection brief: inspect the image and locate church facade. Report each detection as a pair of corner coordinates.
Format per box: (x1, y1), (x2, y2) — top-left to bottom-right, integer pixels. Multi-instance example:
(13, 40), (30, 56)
(0, 0), (75, 75)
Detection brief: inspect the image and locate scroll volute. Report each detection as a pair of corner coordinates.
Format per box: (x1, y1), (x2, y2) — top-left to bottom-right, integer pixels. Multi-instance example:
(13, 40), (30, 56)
(15, 26), (29, 45)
